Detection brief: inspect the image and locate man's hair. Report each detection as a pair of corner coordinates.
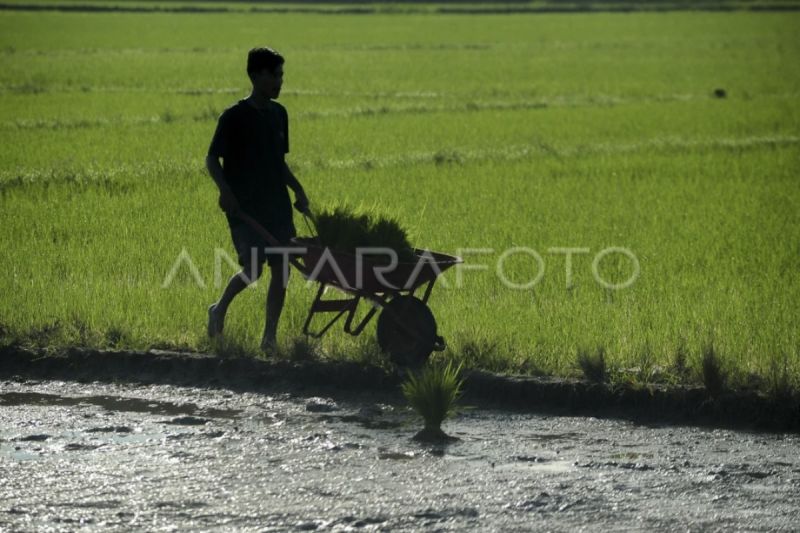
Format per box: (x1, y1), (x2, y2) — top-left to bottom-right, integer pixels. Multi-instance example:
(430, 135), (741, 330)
(247, 47), (284, 80)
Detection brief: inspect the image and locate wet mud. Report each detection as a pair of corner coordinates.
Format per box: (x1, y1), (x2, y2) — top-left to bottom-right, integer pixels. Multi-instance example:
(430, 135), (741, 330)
(1, 379), (799, 531)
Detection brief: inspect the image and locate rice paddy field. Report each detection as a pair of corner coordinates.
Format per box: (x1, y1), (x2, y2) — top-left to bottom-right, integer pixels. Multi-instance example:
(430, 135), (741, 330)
(0, 2), (798, 391)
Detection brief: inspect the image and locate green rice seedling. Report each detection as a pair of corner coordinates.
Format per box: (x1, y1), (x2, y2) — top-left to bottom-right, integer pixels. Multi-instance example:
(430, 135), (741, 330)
(17, 321), (64, 349)
(637, 342), (661, 384)
(672, 339), (690, 383)
(701, 343), (726, 397)
(401, 360), (464, 441)
(349, 338), (393, 370)
(314, 206), (416, 262)
(315, 206), (366, 246)
(767, 352), (793, 401)
(317, 336), (386, 369)
(458, 337), (505, 372)
(369, 216), (415, 257)
(104, 326), (131, 349)
(577, 346), (607, 384)
(209, 336), (251, 360)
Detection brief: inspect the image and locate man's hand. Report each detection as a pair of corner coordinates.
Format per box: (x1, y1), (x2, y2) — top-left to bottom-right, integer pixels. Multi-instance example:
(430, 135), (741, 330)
(283, 163), (310, 215)
(219, 189), (241, 216)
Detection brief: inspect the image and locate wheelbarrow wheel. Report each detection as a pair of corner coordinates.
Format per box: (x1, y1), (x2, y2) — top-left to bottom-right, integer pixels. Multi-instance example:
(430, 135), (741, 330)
(376, 296), (437, 367)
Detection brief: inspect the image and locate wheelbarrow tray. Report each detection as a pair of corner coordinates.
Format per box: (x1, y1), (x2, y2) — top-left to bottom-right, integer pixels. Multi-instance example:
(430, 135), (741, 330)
(290, 237), (460, 294)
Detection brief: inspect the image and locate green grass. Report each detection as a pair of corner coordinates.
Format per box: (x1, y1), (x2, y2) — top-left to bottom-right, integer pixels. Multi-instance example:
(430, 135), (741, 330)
(0, 7), (798, 393)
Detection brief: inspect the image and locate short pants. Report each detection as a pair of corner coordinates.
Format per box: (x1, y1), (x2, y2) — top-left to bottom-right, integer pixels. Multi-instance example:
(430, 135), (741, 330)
(229, 221), (296, 269)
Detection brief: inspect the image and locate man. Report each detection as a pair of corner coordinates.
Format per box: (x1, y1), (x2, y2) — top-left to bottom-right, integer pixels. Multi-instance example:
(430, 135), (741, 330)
(206, 47), (309, 351)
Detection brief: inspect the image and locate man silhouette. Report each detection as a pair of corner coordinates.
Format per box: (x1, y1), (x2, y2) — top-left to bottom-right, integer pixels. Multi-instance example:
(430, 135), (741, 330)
(205, 47), (309, 351)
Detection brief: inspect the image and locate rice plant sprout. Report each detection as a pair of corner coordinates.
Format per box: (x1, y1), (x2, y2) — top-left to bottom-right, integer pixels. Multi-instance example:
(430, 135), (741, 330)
(401, 360), (464, 441)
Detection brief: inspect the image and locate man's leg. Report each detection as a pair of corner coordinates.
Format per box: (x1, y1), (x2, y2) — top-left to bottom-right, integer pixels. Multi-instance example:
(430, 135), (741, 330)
(261, 261), (290, 348)
(208, 259), (263, 337)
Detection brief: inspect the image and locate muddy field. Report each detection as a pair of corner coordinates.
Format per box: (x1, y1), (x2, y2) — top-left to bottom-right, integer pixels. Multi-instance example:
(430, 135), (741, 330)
(1, 379), (798, 531)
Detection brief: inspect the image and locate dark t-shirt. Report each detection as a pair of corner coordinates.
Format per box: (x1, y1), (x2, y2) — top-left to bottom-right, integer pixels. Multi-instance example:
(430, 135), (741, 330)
(208, 99), (292, 229)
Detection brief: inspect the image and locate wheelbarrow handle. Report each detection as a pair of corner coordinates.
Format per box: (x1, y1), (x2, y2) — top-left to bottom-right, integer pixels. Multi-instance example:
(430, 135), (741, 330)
(295, 203), (319, 239)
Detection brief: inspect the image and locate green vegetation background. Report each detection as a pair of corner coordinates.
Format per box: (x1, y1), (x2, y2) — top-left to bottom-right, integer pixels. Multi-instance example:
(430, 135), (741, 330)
(0, 7), (797, 390)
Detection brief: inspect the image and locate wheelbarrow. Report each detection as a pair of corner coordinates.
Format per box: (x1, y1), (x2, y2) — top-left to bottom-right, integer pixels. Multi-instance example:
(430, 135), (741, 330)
(236, 209), (461, 366)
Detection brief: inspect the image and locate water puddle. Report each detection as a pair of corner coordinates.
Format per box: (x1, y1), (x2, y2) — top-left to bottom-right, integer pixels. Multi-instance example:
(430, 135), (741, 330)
(1, 380), (798, 531)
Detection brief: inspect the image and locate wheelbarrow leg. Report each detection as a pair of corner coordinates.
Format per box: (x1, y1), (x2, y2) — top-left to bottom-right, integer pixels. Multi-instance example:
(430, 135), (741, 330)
(302, 283), (359, 339)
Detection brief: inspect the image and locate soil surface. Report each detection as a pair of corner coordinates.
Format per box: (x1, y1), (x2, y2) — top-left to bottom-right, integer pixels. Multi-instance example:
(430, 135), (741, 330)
(2, 379), (799, 531)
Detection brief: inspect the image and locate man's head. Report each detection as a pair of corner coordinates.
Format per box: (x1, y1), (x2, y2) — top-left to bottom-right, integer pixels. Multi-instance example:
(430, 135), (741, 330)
(247, 47), (284, 99)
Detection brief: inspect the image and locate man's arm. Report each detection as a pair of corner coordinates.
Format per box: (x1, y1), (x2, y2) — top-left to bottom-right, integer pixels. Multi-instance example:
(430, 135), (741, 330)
(283, 162), (309, 213)
(206, 154), (240, 215)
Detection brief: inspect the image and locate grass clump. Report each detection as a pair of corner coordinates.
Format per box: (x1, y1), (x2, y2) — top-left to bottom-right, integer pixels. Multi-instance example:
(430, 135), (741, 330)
(280, 336), (319, 362)
(456, 337), (537, 374)
(401, 360), (464, 442)
(767, 352), (793, 401)
(313, 206), (416, 262)
(577, 346), (607, 383)
(459, 337), (502, 369)
(208, 336), (251, 359)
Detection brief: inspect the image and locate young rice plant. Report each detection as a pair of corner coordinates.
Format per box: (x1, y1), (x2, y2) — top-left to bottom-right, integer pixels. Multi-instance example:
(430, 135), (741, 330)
(401, 360), (465, 441)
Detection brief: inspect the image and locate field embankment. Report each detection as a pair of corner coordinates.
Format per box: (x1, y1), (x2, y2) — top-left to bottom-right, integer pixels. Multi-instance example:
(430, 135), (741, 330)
(2, 345), (798, 431)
